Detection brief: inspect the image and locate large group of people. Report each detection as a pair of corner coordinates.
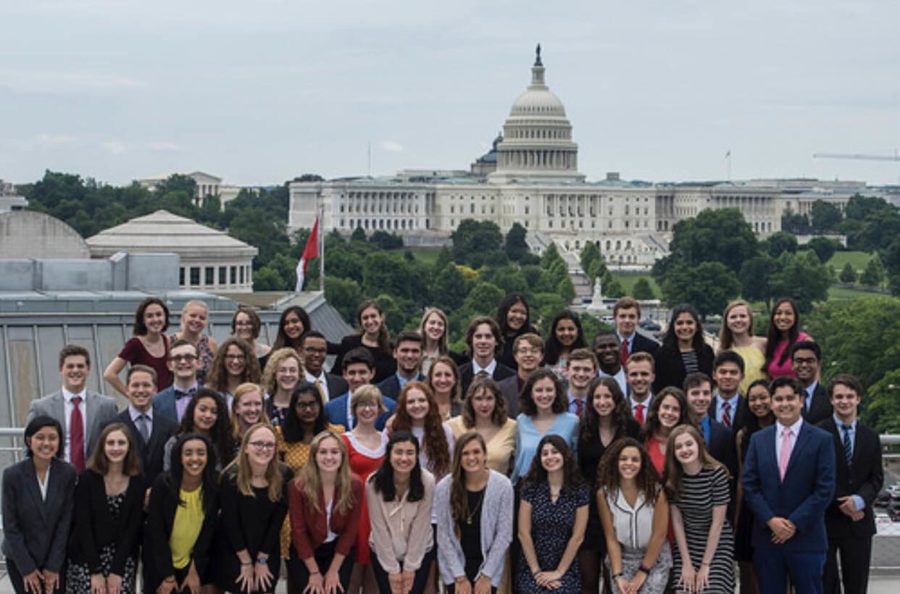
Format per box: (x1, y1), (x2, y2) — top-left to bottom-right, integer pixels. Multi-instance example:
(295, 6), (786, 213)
(3, 293), (883, 594)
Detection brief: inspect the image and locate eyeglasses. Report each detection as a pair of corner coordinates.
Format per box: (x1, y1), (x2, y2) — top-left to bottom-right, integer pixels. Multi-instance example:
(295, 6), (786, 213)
(170, 354), (198, 362)
(356, 402), (379, 410)
(295, 401), (319, 410)
(793, 357), (817, 365)
(303, 347), (327, 355)
(249, 441), (277, 451)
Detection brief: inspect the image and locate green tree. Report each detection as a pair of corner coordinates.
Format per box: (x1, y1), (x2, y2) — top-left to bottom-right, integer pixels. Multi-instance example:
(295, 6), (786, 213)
(633, 277), (656, 300)
(769, 251), (831, 313)
(883, 238), (900, 295)
(539, 243), (575, 302)
(739, 255), (777, 309)
(324, 277), (363, 322)
(450, 219), (503, 267)
(601, 270), (624, 299)
(859, 256), (884, 287)
(580, 242), (607, 280)
(461, 281), (505, 320)
(504, 223), (530, 262)
(763, 231), (798, 258)
(804, 236), (839, 263)
(654, 208), (757, 277)
(838, 262), (857, 284)
(369, 231), (403, 250)
(350, 226), (367, 242)
(660, 262), (741, 318)
(781, 208), (810, 234)
(810, 200), (842, 232)
(430, 262), (468, 312)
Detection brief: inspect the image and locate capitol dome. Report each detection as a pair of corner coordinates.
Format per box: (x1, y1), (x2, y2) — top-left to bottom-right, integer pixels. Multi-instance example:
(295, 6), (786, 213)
(489, 45), (584, 183)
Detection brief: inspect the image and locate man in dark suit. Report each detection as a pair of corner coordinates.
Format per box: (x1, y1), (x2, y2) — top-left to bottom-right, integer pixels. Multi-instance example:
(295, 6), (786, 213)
(324, 347), (395, 430)
(301, 331), (349, 403)
(710, 350), (751, 433)
(613, 296), (659, 366)
(625, 352), (655, 425)
(818, 374), (883, 594)
(497, 333), (544, 418)
(458, 316), (514, 396)
(684, 372), (738, 481)
(26, 344), (118, 472)
(742, 376), (836, 594)
(376, 331), (425, 400)
(111, 364), (177, 482)
(152, 339), (201, 423)
(792, 341), (832, 424)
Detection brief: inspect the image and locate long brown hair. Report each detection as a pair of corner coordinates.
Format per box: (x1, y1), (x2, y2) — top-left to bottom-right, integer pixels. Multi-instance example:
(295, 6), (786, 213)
(427, 355), (462, 405)
(578, 377), (632, 450)
(206, 337), (261, 393)
(663, 424), (726, 500)
(88, 422), (142, 477)
(296, 431), (355, 515)
(449, 432), (488, 538)
(233, 423), (283, 501)
(357, 300), (391, 353)
(392, 381), (451, 478)
(522, 434), (584, 490)
(461, 376), (507, 429)
(595, 437), (661, 504)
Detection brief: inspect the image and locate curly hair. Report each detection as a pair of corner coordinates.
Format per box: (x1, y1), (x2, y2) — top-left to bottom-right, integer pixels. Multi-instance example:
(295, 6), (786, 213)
(391, 381), (451, 478)
(261, 348), (303, 396)
(178, 389), (234, 466)
(595, 437), (661, 504)
(518, 368), (567, 416)
(521, 434), (584, 491)
(578, 377), (633, 451)
(165, 433), (218, 508)
(206, 336), (261, 393)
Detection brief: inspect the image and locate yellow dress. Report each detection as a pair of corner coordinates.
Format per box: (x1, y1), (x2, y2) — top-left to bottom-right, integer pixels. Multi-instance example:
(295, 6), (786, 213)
(170, 488), (204, 570)
(731, 344), (766, 394)
(446, 417), (517, 475)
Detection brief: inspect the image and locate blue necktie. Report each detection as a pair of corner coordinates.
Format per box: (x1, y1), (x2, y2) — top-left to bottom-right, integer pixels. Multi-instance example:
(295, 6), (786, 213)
(841, 424), (853, 464)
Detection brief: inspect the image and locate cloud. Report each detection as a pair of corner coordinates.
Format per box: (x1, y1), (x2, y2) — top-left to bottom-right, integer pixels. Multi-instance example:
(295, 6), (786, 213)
(379, 140), (404, 152)
(35, 133), (75, 148)
(0, 69), (147, 94)
(148, 141), (182, 152)
(101, 140), (127, 154)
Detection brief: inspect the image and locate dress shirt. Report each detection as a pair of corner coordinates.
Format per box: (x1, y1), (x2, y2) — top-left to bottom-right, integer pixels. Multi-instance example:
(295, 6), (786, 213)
(567, 391), (587, 415)
(833, 414), (865, 511)
(628, 395), (652, 419)
(473, 359), (498, 377)
(775, 417), (804, 464)
(617, 333), (634, 354)
(305, 371), (331, 402)
(699, 415), (711, 445)
(129, 405), (154, 439)
(804, 381), (820, 412)
(62, 388), (88, 463)
(174, 382), (199, 421)
(598, 367), (628, 396)
(714, 392), (740, 426)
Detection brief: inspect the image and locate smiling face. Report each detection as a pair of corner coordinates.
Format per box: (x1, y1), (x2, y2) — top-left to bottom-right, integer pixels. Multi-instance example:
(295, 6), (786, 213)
(390, 439), (418, 475)
(513, 341), (542, 373)
(772, 385), (802, 426)
(460, 438), (486, 474)
(60, 354), (89, 393)
(626, 360), (654, 398)
(193, 396), (219, 432)
(593, 334), (620, 369)
(275, 358), (300, 393)
(830, 383), (861, 423)
(394, 340), (423, 376)
(673, 312), (697, 344)
(791, 348), (820, 385)
(472, 323), (497, 361)
(423, 312), (445, 342)
(235, 390), (263, 426)
(181, 438), (208, 479)
(747, 384), (772, 418)
(143, 304), (167, 336)
(343, 362), (374, 393)
(245, 426), (276, 467)
(530, 377), (558, 413)
(354, 398), (381, 425)
(224, 344), (247, 377)
(314, 436), (342, 474)
(471, 387), (496, 420)
(359, 306), (383, 337)
(658, 395), (682, 429)
(713, 361), (743, 396)
(28, 426), (61, 462)
(404, 388), (430, 421)
(726, 304), (752, 336)
(282, 311), (305, 340)
(772, 302), (796, 334)
(686, 381), (713, 418)
(555, 318), (578, 347)
(126, 370), (156, 412)
(540, 442), (564, 473)
(182, 304), (208, 335)
(104, 429), (130, 466)
(302, 336), (328, 376)
(294, 391), (321, 425)
(568, 358), (597, 392)
(673, 432), (700, 467)
(617, 446), (642, 480)
(506, 301), (528, 332)
(429, 361), (457, 396)
(592, 383), (617, 418)
(234, 311), (255, 342)
(167, 343), (200, 381)
(615, 306), (639, 338)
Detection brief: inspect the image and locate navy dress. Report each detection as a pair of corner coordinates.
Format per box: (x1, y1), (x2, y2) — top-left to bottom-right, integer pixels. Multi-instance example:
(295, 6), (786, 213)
(516, 482), (590, 594)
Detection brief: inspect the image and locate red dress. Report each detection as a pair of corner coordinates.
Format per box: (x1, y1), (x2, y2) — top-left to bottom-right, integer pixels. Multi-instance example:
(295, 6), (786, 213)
(342, 431), (388, 564)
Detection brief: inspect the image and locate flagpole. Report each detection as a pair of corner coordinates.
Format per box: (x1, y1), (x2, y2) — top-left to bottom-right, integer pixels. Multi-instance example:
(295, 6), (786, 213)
(319, 201), (325, 292)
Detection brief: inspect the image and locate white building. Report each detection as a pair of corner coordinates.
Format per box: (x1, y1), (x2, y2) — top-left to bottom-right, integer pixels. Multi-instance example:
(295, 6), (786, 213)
(0, 179), (27, 213)
(287, 48), (843, 267)
(137, 171), (249, 208)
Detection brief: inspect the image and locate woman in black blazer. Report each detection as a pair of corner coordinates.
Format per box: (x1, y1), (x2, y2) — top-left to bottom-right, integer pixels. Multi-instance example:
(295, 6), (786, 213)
(652, 304), (714, 394)
(143, 433), (219, 594)
(216, 423), (290, 594)
(1, 416), (76, 594)
(67, 423), (146, 594)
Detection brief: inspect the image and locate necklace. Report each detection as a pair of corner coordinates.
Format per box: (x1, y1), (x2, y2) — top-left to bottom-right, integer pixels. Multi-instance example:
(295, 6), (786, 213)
(466, 489), (485, 525)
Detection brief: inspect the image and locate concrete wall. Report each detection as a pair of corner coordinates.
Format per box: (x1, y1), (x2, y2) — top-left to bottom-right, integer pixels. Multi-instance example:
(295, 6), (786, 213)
(0, 253), (180, 292)
(0, 211), (90, 259)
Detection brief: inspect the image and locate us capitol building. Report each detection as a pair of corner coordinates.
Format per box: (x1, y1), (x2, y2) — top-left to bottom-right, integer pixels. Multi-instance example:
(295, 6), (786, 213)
(288, 47), (789, 267)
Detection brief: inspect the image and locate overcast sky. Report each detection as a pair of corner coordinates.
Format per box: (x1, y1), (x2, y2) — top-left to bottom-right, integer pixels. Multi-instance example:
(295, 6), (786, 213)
(2, 0), (899, 187)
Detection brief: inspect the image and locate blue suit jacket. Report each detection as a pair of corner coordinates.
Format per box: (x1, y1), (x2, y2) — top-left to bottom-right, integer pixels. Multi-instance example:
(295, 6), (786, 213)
(324, 391), (396, 431)
(375, 373), (424, 401)
(742, 421), (836, 553)
(151, 386), (193, 424)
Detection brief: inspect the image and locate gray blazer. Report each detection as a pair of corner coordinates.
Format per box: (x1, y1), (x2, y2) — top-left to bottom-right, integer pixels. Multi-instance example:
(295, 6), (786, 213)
(27, 390), (119, 459)
(1, 457), (77, 574)
(435, 469), (514, 587)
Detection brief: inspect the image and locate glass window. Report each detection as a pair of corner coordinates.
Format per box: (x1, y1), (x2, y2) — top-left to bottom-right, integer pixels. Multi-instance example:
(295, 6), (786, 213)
(190, 267), (200, 286)
(219, 266), (227, 285)
(205, 267), (214, 285)
(230, 266), (237, 284)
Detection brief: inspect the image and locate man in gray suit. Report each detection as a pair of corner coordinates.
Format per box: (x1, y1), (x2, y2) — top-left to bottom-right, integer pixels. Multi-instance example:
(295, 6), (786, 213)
(26, 344), (118, 472)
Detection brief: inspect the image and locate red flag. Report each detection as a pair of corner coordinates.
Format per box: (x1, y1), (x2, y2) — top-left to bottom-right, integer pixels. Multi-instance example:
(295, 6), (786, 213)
(295, 218), (319, 291)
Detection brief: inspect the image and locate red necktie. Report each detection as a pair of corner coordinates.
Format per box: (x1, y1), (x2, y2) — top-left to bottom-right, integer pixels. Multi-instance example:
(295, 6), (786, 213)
(634, 403), (645, 425)
(722, 402), (732, 429)
(574, 398), (584, 416)
(620, 339), (630, 366)
(70, 396), (85, 472)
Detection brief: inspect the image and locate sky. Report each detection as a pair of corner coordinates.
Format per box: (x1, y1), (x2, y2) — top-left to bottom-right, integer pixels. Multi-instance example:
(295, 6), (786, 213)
(2, 0), (899, 188)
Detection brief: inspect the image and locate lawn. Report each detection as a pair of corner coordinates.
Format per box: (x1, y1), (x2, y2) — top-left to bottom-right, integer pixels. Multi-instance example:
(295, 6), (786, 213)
(827, 251), (873, 272)
(827, 285), (884, 300)
(402, 247), (443, 266)
(612, 273), (661, 297)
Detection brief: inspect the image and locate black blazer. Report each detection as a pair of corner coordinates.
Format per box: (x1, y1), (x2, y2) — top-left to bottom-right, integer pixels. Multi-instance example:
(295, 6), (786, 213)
(458, 360), (515, 397)
(376, 373), (425, 401)
(804, 383), (833, 425)
(68, 469), (146, 575)
(110, 410), (177, 484)
(142, 473), (219, 594)
(1, 458), (76, 574)
(652, 343), (715, 394)
(629, 332), (660, 357)
(496, 374), (524, 418)
(324, 373), (349, 402)
(818, 417), (883, 539)
(330, 335), (396, 384)
(709, 394), (752, 435)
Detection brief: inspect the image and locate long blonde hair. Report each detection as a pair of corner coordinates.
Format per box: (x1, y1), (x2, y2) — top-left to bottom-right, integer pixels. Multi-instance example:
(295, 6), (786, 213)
(234, 423), (284, 502)
(297, 431), (355, 515)
(261, 348), (303, 395)
(718, 299), (755, 351)
(230, 383), (269, 442)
